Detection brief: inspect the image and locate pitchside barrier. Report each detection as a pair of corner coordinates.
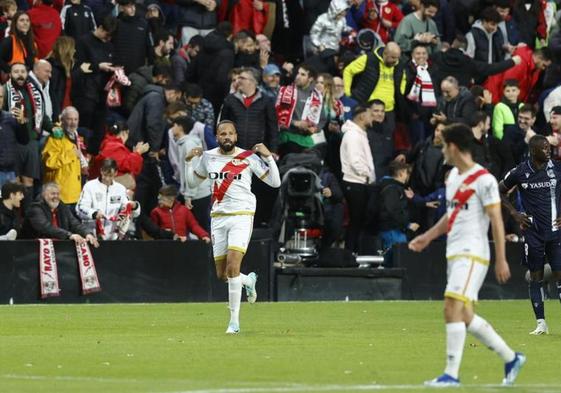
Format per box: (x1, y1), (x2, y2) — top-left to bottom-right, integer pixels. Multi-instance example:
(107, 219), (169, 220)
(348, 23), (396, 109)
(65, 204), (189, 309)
(0, 237), (529, 303)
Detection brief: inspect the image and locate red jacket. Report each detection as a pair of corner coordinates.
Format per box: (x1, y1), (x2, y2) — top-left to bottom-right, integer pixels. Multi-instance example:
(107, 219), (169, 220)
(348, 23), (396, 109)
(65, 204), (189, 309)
(90, 134), (144, 179)
(229, 0), (269, 34)
(28, 4), (62, 58)
(483, 46), (541, 104)
(150, 202), (209, 239)
(361, 0), (403, 43)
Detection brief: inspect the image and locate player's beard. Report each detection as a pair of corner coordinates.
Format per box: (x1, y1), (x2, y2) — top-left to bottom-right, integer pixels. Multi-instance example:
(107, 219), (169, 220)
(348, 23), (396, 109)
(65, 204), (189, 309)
(219, 140), (235, 153)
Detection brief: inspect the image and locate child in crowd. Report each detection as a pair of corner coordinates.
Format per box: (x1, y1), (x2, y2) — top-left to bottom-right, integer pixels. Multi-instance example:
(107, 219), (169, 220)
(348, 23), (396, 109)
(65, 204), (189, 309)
(492, 79), (523, 140)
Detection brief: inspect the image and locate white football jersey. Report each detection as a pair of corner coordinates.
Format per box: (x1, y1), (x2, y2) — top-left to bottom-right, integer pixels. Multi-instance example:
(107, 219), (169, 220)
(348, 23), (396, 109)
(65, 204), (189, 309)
(192, 147), (271, 216)
(445, 164), (500, 262)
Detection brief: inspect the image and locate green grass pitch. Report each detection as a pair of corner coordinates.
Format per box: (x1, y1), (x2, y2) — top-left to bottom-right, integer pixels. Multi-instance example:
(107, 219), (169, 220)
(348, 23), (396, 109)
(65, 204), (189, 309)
(1, 300), (560, 393)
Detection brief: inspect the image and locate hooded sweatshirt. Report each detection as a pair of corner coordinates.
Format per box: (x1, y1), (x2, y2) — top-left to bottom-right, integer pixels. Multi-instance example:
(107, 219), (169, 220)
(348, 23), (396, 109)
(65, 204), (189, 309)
(309, 0), (350, 51)
(466, 19), (505, 64)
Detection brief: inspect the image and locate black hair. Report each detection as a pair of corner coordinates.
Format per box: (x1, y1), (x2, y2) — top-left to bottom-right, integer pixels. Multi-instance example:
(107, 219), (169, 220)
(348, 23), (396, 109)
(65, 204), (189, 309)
(216, 120), (237, 132)
(108, 121), (129, 135)
(100, 158), (118, 173)
(352, 104), (370, 118)
(368, 98), (385, 108)
(172, 116), (195, 134)
(469, 111), (489, 128)
(159, 184), (178, 198)
(1, 182), (25, 200)
(494, 0), (511, 9)
(503, 79), (519, 89)
(442, 123), (474, 153)
(183, 83), (203, 98)
(100, 15), (118, 35)
(421, 0), (439, 9)
(297, 63), (318, 80)
(519, 104), (536, 117)
(154, 30), (173, 47)
(188, 35), (204, 48)
(389, 161), (411, 177)
(480, 7), (502, 23)
(152, 64), (172, 79)
(528, 134), (549, 155)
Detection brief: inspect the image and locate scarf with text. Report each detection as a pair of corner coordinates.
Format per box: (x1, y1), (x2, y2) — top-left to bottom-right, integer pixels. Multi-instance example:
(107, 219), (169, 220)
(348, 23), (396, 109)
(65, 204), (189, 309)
(39, 239), (60, 299)
(276, 84), (323, 129)
(6, 79), (43, 135)
(95, 203), (134, 240)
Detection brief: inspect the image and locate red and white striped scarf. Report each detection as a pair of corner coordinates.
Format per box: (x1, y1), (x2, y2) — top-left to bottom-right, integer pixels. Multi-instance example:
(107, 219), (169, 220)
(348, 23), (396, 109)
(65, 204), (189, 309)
(406, 62), (436, 107)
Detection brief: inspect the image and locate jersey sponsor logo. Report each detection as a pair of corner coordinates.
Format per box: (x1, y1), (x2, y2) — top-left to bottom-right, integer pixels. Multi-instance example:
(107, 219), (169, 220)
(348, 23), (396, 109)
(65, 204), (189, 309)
(209, 171), (242, 180)
(231, 158), (249, 166)
(447, 200), (469, 210)
(524, 181), (555, 189)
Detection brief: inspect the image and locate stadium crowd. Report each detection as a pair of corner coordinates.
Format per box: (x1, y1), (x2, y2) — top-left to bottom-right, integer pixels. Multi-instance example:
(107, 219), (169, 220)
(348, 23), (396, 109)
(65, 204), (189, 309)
(1, 0), (561, 264)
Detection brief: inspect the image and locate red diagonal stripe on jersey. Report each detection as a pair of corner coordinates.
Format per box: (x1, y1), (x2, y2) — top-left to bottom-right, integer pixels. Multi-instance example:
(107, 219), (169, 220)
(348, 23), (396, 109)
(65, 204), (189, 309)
(447, 169), (489, 233)
(212, 150), (254, 204)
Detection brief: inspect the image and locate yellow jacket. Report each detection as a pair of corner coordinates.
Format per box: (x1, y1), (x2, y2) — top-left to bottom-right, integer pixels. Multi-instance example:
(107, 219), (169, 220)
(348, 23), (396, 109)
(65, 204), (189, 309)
(343, 47), (406, 111)
(42, 135), (82, 204)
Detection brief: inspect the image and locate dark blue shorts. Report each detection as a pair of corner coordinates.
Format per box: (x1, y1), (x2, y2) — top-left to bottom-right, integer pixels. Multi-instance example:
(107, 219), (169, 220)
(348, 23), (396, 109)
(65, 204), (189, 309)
(523, 230), (561, 272)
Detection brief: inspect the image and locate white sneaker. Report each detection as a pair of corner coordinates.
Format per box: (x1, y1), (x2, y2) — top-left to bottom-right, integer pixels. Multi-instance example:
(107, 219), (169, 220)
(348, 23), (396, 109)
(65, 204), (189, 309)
(529, 319), (549, 335)
(225, 322), (240, 334)
(0, 229), (17, 241)
(245, 272), (257, 304)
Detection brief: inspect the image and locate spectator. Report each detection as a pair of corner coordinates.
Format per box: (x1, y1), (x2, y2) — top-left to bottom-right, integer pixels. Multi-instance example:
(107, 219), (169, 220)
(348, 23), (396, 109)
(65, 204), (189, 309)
(91, 121), (148, 183)
(309, 0), (350, 53)
(22, 182), (99, 247)
(77, 158), (141, 240)
(150, 184), (210, 242)
(547, 106), (561, 160)
(230, 0), (269, 35)
(492, 79), (522, 140)
(28, 0), (61, 59)
(72, 16), (118, 155)
(233, 31), (259, 68)
(366, 99), (392, 179)
(0, 12), (37, 73)
(123, 64), (172, 116)
(394, 0), (441, 57)
(378, 161), (418, 266)
(112, 0), (151, 74)
(171, 34), (203, 85)
(505, 104), (548, 164)
(340, 104), (376, 252)
(169, 116), (211, 231)
(315, 72), (344, 147)
(484, 46), (552, 104)
(465, 7), (506, 64)
(47, 36), (75, 122)
(260, 63), (281, 102)
(430, 34), (519, 90)
(0, 0), (17, 38)
(494, 0), (519, 50)
(360, 0), (404, 44)
(319, 165), (344, 249)
(511, 0), (547, 48)
(404, 44), (436, 145)
(2, 63), (51, 197)
(29, 59), (53, 120)
(60, 0), (96, 41)
(127, 83), (183, 154)
(0, 85), (28, 188)
(42, 106), (86, 206)
(0, 181), (24, 239)
(177, 0), (218, 45)
(186, 22), (235, 114)
(145, 3), (165, 41)
(221, 67), (278, 152)
(276, 63), (326, 157)
(343, 42), (406, 135)
(184, 82), (215, 127)
(151, 30), (175, 67)
(431, 76), (477, 125)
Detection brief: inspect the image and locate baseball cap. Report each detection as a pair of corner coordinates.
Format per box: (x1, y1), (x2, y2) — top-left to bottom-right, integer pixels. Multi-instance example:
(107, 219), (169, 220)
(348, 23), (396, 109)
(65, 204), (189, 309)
(263, 64), (281, 76)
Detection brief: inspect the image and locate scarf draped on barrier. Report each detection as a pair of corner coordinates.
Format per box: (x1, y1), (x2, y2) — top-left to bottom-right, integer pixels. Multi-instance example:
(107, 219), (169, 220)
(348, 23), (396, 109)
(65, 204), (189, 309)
(38, 239), (101, 298)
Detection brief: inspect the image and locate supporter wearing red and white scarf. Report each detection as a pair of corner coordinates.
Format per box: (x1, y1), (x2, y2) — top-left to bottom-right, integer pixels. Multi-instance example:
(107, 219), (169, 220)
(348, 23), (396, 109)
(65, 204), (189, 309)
(406, 45), (436, 107)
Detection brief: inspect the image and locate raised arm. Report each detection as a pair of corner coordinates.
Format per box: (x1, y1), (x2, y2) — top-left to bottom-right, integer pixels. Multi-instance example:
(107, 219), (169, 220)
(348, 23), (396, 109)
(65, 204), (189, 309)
(252, 144), (281, 188)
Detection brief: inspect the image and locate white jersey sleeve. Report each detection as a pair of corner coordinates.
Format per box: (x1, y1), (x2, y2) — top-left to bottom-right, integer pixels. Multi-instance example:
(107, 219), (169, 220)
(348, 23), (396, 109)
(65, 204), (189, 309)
(476, 173), (501, 208)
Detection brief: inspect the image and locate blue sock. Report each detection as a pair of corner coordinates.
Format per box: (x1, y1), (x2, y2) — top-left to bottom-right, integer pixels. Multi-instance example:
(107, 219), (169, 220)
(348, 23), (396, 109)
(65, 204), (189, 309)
(529, 281), (545, 320)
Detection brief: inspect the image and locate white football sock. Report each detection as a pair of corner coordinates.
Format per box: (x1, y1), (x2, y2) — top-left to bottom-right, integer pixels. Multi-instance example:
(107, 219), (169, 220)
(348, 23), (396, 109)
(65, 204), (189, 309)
(444, 322), (466, 379)
(239, 273), (251, 286)
(468, 314), (515, 363)
(228, 276), (242, 326)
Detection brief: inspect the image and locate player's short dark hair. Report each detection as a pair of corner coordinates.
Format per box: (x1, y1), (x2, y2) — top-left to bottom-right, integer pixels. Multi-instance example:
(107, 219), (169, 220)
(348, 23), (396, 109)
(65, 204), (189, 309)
(100, 158), (118, 173)
(480, 7), (502, 23)
(442, 123), (474, 153)
(503, 79), (519, 89)
(216, 120), (237, 132)
(519, 104), (536, 117)
(528, 134), (548, 150)
(1, 182), (25, 200)
(172, 116), (195, 134)
(159, 185), (178, 198)
(389, 161), (411, 177)
(469, 111), (489, 128)
(421, 0), (439, 9)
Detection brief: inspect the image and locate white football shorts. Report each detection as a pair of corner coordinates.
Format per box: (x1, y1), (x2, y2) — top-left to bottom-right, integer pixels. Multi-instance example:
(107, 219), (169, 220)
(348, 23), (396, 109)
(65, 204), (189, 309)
(444, 256), (489, 303)
(211, 215), (254, 262)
